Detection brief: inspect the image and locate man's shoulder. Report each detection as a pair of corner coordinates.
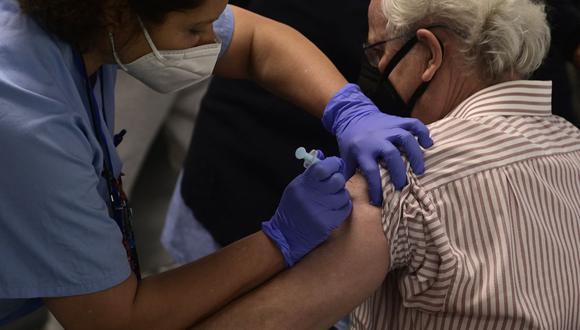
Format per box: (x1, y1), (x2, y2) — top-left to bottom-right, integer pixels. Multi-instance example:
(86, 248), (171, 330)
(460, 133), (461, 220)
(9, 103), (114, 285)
(418, 114), (580, 190)
(380, 114), (580, 193)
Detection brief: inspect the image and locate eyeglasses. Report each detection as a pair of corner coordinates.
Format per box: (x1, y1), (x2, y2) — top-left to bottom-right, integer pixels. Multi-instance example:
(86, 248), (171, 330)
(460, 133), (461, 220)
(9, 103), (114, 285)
(363, 34), (408, 68)
(363, 25), (466, 69)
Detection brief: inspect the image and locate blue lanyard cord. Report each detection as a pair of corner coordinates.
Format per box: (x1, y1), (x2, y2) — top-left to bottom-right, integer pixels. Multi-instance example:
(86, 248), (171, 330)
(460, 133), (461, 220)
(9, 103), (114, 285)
(72, 53), (123, 218)
(72, 50), (141, 280)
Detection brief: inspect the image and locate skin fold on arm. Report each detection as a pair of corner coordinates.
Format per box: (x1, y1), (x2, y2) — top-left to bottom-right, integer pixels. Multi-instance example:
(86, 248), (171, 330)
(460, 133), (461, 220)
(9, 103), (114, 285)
(194, 174), (390, 330)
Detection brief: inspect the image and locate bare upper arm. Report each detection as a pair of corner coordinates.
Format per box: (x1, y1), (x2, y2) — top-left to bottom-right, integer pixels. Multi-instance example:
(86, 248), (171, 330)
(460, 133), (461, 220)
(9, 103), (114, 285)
(347, 173), (379, 205)
(213, 6), (263, 79)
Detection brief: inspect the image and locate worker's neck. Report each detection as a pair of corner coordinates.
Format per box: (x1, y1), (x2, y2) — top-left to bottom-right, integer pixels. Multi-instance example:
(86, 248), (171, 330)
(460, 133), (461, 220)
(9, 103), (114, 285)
(82, 52), (105, 77)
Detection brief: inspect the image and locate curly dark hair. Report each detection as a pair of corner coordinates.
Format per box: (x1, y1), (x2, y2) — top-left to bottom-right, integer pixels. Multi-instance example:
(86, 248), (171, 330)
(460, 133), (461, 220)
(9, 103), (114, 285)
(18, 0), (205, 51)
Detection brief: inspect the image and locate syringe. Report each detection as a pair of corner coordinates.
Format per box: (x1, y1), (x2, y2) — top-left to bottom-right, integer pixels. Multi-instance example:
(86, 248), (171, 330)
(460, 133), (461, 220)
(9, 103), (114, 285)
(295, 147), (321, 169)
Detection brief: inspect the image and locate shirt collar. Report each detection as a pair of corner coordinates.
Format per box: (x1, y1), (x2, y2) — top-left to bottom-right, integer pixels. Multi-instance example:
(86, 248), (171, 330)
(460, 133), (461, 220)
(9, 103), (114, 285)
(446, 80), (552, 120)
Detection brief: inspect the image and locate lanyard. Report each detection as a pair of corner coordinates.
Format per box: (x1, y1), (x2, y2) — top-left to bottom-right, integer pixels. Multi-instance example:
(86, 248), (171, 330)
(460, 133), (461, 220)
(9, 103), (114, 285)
(72, 50), (141, 280)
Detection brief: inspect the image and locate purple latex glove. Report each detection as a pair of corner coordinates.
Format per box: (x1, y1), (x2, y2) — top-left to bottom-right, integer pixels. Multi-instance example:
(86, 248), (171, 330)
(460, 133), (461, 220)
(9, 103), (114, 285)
(322, 83), (433, 205)
(262, 154), (352, 267)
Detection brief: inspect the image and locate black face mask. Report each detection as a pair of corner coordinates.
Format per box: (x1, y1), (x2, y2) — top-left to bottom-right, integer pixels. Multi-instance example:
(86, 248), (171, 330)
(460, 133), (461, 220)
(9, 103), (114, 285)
(359, 36), (442, 117)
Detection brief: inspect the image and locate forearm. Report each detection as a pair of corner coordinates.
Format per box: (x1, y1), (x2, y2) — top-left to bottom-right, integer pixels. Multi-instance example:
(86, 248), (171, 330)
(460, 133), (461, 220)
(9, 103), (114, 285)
(46, 232), (285, 329)
(135, 232), (285, 328)
(215, 6), (347, 118)
(194, 177), (389, 329)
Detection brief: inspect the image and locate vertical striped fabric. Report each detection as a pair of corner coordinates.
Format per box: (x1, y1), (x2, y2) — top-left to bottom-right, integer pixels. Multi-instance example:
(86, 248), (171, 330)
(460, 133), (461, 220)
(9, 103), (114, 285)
(351, 81), (580, 329)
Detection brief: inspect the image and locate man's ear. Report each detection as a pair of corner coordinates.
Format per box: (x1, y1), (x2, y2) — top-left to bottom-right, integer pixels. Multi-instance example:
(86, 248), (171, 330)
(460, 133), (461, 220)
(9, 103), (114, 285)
(416, 29), (444, 82)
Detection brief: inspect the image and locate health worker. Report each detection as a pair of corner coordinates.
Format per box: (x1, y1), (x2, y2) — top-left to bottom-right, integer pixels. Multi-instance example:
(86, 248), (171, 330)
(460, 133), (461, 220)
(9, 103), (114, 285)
(0, 0), (433, 327)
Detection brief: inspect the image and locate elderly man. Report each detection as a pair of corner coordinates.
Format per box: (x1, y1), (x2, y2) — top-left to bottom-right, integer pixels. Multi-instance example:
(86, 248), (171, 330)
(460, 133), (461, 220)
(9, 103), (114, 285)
(189, 0), (580, 329)
(353, 0), (580, 329)
(351, 0), (580, 328)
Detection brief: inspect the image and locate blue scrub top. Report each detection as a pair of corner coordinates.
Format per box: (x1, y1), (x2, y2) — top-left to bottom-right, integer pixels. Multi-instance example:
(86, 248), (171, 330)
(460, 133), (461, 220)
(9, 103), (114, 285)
(0, 0), (234, 324)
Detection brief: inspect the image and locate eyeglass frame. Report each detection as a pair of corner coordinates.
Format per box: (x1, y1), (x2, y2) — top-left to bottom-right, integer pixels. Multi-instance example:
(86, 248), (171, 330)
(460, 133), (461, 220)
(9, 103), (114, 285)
(363, 24), (467, 69)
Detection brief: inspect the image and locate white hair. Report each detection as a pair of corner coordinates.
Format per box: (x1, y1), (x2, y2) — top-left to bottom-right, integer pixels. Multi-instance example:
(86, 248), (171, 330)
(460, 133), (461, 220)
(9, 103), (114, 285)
(380, 0), (551, 82)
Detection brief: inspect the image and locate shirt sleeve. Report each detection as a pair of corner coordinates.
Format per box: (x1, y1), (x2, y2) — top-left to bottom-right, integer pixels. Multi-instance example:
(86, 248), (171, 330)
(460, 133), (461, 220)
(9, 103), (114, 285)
(0, 95), (131, 299)
(380, 169), (457, 312)
(214, 5), (235, 58)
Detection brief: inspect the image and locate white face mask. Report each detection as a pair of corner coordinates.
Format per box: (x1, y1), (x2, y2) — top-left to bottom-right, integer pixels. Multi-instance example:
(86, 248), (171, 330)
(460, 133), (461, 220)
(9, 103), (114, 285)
(109, 18), (222, 94)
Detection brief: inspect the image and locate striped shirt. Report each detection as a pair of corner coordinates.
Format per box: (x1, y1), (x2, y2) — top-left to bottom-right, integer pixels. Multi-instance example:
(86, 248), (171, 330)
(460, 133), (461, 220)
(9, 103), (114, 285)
(351, 80), (580, 329)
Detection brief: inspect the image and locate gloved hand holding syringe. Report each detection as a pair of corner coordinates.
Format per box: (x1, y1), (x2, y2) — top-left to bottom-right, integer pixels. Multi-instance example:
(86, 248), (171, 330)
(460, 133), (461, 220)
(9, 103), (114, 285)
(261, 147), (352, 267)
